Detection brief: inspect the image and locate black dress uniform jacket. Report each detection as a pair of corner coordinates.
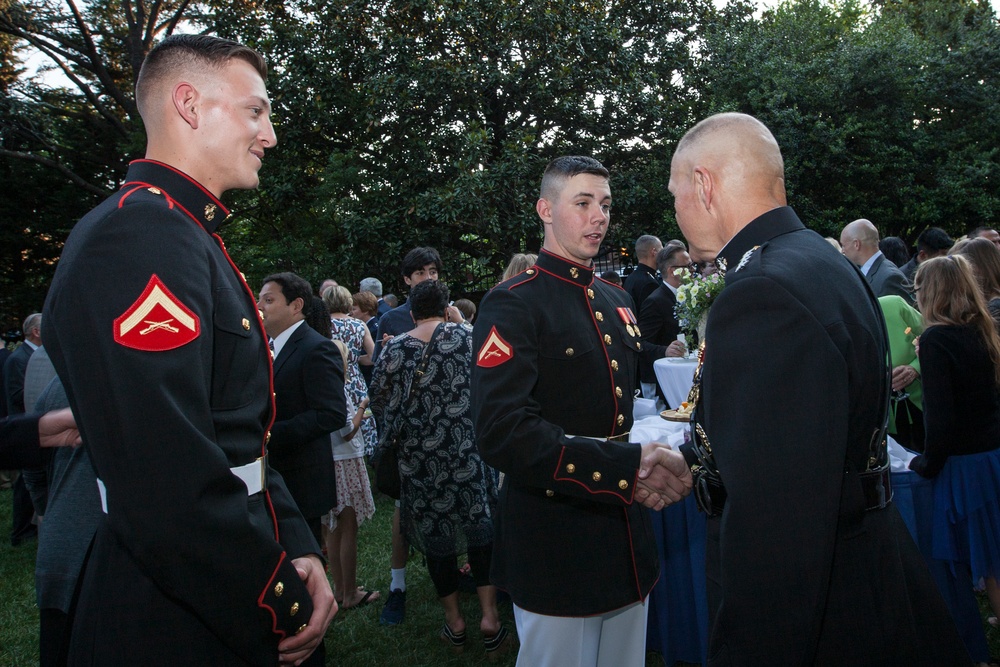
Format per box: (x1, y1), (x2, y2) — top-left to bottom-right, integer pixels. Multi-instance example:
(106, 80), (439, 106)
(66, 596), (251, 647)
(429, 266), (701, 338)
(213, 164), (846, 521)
(694, 207), (967, 666)
(472, 249), (658, 616)
(637, 284), (680, 386)
(43, 160), (318, 666)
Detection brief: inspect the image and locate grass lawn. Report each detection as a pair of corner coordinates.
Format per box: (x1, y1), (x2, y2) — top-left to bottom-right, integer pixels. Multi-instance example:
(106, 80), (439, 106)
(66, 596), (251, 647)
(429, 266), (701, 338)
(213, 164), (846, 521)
(2, 485), (997, 666)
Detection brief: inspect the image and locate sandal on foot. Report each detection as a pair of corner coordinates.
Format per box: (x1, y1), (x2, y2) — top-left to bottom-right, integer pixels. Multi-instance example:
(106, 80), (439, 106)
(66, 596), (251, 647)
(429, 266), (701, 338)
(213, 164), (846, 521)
(440, 623), (466, 654)
(343, 589), (380, 609)
(484, 624), (514, 661)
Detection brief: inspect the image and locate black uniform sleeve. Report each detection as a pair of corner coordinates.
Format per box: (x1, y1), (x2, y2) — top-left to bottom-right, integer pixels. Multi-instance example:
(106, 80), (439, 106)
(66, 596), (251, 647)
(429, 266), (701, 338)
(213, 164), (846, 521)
(44, 201), (313, 660)
(0, 413), (41, 469)
(472, 287), (641, 504)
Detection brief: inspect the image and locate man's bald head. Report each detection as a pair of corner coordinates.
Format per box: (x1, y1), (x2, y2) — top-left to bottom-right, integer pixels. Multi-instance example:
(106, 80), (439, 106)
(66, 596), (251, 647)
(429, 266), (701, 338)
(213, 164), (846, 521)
(135, 35), (267, 124)
(839, 218), (880, 266)
(669, 113), (786, 258)
(673, 113), (785, 196)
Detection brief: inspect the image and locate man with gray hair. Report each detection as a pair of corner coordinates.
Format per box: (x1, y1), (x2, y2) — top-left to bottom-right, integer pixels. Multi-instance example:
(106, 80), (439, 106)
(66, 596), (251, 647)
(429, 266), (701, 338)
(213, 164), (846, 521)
(623, 234), (663, 316)
(839, 218), (914, 304)
(360, 277), (391, 317)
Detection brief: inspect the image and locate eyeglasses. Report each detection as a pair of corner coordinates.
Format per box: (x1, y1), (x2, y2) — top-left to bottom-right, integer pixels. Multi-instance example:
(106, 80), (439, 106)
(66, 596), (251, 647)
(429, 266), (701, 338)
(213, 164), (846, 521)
(667, 263), (695, 270)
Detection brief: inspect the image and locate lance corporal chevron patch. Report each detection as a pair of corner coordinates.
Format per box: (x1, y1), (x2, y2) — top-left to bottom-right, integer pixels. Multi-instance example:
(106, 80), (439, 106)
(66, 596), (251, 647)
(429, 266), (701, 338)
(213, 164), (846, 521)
(114, 275), (200, 351)
(477, 326), (513, 367)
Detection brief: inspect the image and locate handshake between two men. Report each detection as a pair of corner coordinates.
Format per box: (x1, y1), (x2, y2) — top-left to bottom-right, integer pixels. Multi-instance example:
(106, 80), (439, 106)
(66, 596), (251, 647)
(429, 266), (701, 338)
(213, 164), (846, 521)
(635, 443), (694, 511)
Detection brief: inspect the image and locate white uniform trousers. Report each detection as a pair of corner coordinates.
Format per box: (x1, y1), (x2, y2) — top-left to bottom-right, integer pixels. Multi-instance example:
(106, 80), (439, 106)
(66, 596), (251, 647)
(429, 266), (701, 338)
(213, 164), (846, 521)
(513, 598), (648, 667)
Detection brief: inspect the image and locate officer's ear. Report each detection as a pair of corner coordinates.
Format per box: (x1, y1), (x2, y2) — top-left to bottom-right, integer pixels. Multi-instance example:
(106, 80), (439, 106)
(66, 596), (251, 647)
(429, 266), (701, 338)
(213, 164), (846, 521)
(172, 82), (200, 129)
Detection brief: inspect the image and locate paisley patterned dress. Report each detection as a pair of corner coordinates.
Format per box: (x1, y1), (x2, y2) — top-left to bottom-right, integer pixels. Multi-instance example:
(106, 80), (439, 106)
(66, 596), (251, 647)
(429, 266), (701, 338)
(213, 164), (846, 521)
(369, 323), (495, 558)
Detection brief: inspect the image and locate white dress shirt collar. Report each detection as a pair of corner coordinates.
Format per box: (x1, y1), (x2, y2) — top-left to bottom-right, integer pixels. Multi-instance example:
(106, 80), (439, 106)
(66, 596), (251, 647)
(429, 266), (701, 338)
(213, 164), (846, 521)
(271, 319), (305, 359)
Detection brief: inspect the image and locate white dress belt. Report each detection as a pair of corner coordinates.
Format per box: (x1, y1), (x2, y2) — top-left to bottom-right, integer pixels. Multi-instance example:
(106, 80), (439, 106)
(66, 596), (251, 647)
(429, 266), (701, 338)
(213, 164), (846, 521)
(96, 457), (265, 514)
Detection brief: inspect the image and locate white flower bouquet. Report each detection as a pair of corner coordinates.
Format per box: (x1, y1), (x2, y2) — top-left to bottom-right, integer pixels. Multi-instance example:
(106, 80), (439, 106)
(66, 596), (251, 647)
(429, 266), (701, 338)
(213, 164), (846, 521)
(674, 269), (725, 340)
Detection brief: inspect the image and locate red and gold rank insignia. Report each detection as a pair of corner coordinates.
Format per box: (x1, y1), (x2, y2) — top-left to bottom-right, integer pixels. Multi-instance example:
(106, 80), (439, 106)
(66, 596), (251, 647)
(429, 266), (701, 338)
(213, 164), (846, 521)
(477, 326), (513, 368)
(114, 275), (200, 351)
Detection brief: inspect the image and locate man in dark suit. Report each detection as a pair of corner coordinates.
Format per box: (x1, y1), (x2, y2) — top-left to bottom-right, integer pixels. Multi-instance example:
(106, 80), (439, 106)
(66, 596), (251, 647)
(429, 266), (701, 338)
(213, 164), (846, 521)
(638, 245), (691, 404)
(259, 272), (346, 544)
(258, 272), (344, 666)
(622, 234), (663, 316)
(840, 218), (915, 305)
(671, 112), (967, 665)
(5, 313), (42, 546)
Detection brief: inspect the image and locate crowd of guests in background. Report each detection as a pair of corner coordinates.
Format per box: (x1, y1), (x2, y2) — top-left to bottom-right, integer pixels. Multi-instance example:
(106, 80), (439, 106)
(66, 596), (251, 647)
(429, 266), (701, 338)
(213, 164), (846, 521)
(5, 219), (1000, 663)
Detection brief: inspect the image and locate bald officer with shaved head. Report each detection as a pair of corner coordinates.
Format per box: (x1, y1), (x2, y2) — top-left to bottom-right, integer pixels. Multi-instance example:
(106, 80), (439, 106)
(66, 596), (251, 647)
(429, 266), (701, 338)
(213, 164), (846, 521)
(670, 113), (968, 665)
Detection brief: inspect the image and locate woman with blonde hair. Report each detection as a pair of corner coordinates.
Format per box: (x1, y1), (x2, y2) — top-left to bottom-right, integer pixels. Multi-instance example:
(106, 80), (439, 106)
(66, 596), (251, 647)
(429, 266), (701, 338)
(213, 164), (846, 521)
(500, 252), (537, 283)
(909, 254), (1000, 659)
(323, 285), (377, 455)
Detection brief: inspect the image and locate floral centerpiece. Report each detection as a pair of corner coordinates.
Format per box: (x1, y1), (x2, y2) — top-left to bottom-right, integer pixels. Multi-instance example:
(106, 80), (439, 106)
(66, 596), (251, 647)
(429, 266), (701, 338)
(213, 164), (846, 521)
(674, 269), (725, 343)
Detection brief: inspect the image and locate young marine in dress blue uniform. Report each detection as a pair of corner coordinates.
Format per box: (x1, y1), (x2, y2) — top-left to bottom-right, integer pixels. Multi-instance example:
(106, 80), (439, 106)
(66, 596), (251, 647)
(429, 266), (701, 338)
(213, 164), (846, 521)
(42, 36), (334, 666)
(472, 156), (692, 667)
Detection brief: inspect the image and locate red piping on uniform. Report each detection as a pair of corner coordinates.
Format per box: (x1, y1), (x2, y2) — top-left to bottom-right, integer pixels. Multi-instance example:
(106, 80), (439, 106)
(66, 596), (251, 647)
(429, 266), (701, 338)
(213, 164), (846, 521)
(534, 263), (591, 288)
(117, 186), (147, 207)
(623, 507), (645, 598)
(552, 447), (631, 503)
(257, 550), (289, 640)
(128, 159), (230, 215)
(212, 233), (280, 539)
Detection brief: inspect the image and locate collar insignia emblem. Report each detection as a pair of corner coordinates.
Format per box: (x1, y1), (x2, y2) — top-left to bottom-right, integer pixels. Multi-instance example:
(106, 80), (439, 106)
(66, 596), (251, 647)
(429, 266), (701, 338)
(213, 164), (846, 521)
(733, 246), (760, 274)
(114, 275), (200, 351)
(569, 267), (579, 279)
(205, 204), (217, 221)
(477, 326), (513, 368)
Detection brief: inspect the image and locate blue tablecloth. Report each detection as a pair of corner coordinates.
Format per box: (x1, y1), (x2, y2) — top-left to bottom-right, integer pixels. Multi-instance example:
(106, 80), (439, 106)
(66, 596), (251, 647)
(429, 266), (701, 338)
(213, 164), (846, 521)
(645, 495), (708, 666)
(645, 470), (990, 664)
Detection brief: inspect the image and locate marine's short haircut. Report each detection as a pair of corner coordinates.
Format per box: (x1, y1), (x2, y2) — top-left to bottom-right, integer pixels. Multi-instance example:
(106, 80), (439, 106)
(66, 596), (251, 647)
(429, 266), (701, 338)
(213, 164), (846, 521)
(135, 35), (267, 117)
(635, 235), (661, 259)
(540, 156), (610, 201)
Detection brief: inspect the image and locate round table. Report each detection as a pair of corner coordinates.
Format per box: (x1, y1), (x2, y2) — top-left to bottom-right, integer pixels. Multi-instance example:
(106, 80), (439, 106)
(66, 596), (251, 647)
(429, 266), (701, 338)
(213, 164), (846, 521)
(653, 357), (699, 408)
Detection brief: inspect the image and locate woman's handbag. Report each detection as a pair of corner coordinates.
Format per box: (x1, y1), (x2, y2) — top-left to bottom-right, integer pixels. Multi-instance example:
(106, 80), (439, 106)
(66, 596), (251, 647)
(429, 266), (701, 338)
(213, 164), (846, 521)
(370, 323), (444, 500)
(371, 436), (401, 499)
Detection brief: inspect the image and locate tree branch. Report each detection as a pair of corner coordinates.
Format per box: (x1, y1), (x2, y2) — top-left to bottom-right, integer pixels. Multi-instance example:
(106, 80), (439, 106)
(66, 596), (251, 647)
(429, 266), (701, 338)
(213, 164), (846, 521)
(0, 148), (112, 197)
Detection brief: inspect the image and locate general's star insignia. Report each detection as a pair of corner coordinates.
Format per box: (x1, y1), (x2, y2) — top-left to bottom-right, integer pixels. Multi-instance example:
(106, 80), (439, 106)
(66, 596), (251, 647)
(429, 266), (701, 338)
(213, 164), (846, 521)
(114, 275), (200, 351)
(477, 326), (513, 368)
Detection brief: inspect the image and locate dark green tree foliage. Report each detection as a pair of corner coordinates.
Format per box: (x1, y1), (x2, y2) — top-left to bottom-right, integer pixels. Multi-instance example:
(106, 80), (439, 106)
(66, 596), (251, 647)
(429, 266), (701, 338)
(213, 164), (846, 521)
(214, 0), (714, 295)
(700, 0), (1000, 243)
(0, 0), (204, 319)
